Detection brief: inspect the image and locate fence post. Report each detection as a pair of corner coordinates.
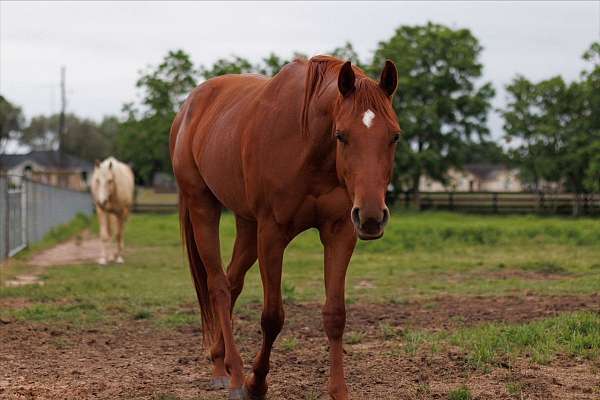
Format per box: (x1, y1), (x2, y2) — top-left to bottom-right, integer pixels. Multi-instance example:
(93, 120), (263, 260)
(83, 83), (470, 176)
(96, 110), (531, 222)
(538, 192), (544, 214)
(492, 192), (498, 213)
(2, 177), (8, 260)
(404, 191), (409, 209)
(4, 178), (9, 260)
(449, 192), (454, 211)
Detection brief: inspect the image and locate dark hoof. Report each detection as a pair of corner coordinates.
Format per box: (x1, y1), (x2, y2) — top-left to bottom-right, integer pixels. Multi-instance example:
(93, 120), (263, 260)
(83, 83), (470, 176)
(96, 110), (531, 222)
(210, 376), (230, 390)
(229, 386), (266, 400)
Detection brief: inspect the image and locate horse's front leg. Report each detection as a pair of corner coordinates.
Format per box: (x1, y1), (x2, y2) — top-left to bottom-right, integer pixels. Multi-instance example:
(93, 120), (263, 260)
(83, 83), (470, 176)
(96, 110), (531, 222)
(96, 206), (110, 265)
(244, 218), (288, 399)
(319, 218), (357, 400)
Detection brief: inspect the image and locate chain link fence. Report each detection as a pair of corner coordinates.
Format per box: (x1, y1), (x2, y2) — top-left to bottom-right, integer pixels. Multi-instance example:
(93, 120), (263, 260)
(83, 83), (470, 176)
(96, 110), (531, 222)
(0, 175), (94, 261)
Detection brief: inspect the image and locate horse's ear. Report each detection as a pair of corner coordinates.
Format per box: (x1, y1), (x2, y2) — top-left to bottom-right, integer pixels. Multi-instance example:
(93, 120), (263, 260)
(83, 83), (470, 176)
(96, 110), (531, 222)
(108, 161), (113, 170)
(379, 60), (398, 97)
(95, 159), (100, 168)
(338, 61), (355, 97)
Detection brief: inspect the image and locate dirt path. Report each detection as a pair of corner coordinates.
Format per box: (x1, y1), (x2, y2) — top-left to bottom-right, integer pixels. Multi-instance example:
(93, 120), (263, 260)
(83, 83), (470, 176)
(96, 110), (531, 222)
(1, 295), (599, 400)
(3, 231), (102, 287)
(27, 230), (102, 268)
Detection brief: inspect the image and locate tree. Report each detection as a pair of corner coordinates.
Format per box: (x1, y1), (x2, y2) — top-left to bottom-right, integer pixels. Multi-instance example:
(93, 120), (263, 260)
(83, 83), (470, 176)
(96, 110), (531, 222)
(0, 96), (24, 154)
(20, 113), (116, 161)
(502, 42), (600, 214)
(331, 42), (364, 69)
(201, 53), (297, 79)
(372, 23), (495, 194)
(116, 49), (198, 184)
(200, 55), (255, 80)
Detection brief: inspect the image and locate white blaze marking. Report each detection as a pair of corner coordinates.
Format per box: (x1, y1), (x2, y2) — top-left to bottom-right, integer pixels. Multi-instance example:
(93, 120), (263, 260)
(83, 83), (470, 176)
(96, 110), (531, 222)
(362, 109), (375, 128)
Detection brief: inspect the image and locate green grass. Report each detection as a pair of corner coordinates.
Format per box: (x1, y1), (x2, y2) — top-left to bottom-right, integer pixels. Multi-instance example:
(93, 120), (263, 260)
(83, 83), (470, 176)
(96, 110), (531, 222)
(2, 210), (600, 368)
(448, 311), (600, 369)
(448, 386), (472, 400)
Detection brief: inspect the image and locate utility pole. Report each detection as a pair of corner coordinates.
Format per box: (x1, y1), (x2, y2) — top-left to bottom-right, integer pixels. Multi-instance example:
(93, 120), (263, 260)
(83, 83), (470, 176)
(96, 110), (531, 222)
(58, 66), (66, 150)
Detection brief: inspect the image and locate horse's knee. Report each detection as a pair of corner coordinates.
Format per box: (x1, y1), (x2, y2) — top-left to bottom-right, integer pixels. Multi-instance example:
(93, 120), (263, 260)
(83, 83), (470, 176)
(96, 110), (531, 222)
(323, 306), (346, 340)
(261, 304), (284, 338)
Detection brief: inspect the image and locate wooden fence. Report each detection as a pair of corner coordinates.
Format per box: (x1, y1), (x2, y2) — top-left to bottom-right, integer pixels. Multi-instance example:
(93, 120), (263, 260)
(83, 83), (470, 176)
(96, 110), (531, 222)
(132, 191), (600, 216)
(395, 192), (600, 216)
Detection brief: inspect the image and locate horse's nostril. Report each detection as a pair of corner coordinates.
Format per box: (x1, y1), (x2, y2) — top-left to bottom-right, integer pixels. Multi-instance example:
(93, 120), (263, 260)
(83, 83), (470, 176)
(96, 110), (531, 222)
(351, 207), (361, 226)
(382, 208), (390, 226)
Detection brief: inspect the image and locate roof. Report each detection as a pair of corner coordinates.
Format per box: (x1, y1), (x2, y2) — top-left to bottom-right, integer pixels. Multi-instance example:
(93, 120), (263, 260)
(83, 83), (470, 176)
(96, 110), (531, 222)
(0, 150), (94, 171)
(464, 163), (511, 181)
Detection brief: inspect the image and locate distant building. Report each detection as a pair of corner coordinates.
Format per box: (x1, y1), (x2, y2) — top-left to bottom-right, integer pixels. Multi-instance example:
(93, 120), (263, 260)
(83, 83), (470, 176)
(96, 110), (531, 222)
(0, 150), (93, 190)
(419, 163), (523, 192)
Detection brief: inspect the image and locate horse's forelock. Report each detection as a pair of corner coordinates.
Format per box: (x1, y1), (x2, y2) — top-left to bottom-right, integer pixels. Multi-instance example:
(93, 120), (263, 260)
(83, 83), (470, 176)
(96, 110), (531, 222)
(301, 56), (398, 136)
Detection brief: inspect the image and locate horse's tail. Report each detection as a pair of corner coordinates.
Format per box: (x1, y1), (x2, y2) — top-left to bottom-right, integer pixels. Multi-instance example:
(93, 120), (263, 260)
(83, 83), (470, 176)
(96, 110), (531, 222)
(179, 195), (217, 347)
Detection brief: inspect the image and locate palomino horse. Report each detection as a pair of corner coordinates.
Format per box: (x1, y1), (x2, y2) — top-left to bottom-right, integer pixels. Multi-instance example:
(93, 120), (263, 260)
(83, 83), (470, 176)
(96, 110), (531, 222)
(171, 55), (400, 400)
(91, 157), (135, 265)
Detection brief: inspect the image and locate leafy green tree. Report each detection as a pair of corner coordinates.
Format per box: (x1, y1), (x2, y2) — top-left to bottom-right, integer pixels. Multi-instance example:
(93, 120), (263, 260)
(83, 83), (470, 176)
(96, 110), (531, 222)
(117, 49), (198, 184)
(0, 96), (24, 154)
(331, 42), (364, 69)
(502, 42), (599, 214)
(200, 55), (255, 80)
(372, 23), (495, 194)
(20, 113), (116, 161)
(201, 53), (299, 79)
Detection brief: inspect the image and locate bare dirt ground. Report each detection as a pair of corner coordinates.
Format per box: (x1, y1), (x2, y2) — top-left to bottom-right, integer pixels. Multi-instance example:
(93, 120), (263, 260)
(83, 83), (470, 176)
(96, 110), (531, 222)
(1, 295), (600, 400)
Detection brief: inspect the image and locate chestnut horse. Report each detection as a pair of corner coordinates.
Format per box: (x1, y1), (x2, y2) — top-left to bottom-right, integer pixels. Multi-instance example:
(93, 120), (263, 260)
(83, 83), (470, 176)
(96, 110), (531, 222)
(170, 55), (400, 400)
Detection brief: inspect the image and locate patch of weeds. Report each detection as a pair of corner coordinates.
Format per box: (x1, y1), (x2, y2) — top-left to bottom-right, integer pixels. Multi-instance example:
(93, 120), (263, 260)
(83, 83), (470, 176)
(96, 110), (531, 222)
(281, 336), (298, 352)
(283, 282), (297, 304)
(49, 337), (71, 350)
(506, 380), (524, 396)
(379, 322), (397, 340)
(304, 389), (321, 400)
(345, 331), (364, 345)
(520, 261), (570, 275)
(448, 385), (472, 400)
(449, 311), (600, 370)
(133, 310), (152, 320)
(346, 296), (357, 305)
(388, 297), (408, 305)
(416, 382), (431, 395)
(403, 330), (429, 356)
(160, 310), (198, 327)
(153, 394), (180, 400)
(423, 302), (438, 310)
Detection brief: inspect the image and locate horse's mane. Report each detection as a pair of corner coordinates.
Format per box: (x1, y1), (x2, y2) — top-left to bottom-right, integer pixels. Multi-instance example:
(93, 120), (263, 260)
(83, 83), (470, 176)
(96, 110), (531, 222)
(300, 55), (398, 136)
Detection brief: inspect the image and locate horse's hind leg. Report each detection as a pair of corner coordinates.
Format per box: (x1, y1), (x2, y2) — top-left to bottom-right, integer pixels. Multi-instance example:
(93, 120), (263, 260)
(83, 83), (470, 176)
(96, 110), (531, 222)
(185, 191), (246, 395)
(210, 216), (257, 389)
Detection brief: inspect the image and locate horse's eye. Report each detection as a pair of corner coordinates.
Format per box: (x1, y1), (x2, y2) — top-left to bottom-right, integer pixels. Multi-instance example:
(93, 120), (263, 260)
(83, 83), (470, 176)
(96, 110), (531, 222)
(391, 133), (401, 144)
(335, 132), (348, 144)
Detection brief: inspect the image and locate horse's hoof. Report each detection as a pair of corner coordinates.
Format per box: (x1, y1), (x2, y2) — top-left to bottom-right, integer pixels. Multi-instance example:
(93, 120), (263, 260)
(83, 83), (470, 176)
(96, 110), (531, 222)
(210, 376), (230, 390)
(229, 387), (265, 400)
(115, 256), (124, 264)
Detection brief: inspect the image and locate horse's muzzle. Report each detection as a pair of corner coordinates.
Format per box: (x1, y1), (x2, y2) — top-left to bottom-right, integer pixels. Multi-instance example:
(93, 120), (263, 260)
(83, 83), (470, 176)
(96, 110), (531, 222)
(351, 206), (389, 240)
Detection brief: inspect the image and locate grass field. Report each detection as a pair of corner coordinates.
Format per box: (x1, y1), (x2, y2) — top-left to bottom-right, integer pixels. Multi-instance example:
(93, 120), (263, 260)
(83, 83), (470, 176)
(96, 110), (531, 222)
(1, 211), (600, 399)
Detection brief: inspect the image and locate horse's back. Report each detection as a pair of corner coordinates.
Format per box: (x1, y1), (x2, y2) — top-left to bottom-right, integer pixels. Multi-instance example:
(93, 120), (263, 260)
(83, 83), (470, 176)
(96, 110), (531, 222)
(171, 74), (271, 217)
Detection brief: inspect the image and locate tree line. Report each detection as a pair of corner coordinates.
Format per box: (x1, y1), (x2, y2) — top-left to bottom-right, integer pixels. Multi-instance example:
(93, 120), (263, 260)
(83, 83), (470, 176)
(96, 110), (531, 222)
(1, 23), (598, 194)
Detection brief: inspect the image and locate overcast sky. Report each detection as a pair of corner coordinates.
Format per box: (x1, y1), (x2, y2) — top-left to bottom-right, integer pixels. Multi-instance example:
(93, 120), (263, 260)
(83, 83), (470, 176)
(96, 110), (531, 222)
(1, 1), (599, 140)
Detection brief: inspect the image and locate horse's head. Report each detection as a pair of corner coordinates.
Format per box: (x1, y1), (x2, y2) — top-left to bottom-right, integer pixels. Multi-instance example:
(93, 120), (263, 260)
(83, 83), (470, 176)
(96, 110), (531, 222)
(92, 159), (116, 209)
(333, 61), (400, 240)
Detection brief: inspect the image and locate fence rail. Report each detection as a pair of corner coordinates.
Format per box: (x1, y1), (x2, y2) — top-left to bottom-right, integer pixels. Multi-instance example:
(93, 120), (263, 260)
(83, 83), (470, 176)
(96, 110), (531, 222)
(0, 175), (94, 261)
(395, 191), (600, 216)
